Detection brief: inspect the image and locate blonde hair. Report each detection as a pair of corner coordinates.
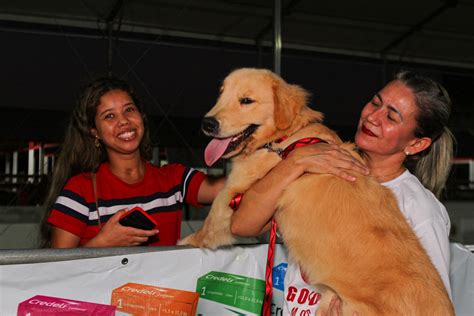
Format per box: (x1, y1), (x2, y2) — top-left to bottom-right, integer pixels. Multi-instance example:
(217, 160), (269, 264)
(395, 71), (455, 198)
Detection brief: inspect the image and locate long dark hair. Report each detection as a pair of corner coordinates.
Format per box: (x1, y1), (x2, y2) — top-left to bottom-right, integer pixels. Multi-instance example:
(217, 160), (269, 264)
(40, 76), (152, 247)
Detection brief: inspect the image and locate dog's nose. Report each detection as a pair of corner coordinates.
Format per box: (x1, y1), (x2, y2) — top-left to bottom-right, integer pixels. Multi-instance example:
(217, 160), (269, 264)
(202, 117), (219, 134)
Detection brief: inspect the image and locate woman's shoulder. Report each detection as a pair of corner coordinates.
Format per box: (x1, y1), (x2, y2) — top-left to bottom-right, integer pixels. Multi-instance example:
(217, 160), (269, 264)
(146, 162), (195, 176)
(59, 171), (94, 201)
(65, 171), (93, 187)
(384, 170), (449, 226)
(384, 170), (431, 198)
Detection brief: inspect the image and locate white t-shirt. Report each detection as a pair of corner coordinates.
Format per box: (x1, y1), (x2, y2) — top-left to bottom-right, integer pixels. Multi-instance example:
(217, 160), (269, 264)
(382, 169), (452, 297)
(283, 261), (323, 315)
(283, 169), (452, 315)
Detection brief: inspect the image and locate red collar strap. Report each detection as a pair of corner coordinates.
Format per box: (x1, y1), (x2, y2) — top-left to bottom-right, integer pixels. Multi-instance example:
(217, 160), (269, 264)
(263, 137), (326, 160)
(228, 136), (327, 315)
(229, 193), (243, 210)
(262, 217), (277, 316)
(260, 138), (328, 315)
(275, 135), (288, 143)
(230, 137), (326, 210)
(280, 137), (327, 159)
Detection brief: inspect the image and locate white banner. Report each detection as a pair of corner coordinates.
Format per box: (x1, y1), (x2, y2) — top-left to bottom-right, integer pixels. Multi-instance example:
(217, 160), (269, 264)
(0, 243), (472, 315)
(0, 244), (289, 315)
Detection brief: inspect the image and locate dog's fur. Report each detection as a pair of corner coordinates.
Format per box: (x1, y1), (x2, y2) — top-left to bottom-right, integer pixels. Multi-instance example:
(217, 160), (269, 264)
(179, 68), (454, 315)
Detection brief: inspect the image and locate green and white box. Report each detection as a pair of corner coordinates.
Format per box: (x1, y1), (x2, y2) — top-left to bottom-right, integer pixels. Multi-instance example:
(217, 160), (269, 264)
(196, 271), (265, 315)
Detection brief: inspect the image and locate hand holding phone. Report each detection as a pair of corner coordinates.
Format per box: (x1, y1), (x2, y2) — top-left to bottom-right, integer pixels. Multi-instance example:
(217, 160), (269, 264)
(119, 207), (158, 230)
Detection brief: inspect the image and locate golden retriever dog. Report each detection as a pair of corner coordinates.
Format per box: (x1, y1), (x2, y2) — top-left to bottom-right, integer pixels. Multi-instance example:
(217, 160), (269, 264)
(179, 68), (453, 315)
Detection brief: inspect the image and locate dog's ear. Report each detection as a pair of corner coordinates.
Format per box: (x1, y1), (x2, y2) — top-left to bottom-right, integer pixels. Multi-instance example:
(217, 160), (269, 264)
(273, 80), (309, 130)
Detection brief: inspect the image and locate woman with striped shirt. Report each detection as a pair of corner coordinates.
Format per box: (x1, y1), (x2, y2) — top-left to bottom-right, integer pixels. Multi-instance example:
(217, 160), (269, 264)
(43, 76), (224, 248)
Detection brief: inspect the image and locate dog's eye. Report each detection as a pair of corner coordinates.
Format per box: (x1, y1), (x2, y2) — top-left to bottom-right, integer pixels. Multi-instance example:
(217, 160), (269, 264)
(239, 97), (254, 105)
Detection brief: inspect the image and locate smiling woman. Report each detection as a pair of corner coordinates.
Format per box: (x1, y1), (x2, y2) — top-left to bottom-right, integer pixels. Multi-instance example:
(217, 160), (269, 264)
(40, 76), (225, 249)
(226, 70), (455, 314)
(92, 90), (145, 159)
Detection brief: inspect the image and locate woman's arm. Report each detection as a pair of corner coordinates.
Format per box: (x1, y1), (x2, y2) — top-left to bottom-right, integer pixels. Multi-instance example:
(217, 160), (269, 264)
(231, 143), (369, 237)
(197, 176), (226, 204)
(50, 227), (81, 248)
(414, 219), (452, 298)
(230, 157), (303, 236)
(321, 296), (359, 316)
(50, 210), (159, 248)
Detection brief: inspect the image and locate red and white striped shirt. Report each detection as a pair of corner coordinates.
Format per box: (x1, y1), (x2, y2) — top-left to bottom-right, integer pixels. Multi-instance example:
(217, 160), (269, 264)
(48, 161), (205, 246)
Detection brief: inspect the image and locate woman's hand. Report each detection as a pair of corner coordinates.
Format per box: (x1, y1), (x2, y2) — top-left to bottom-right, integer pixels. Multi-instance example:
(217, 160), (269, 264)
(320, 296), (359, 316)
(231, 143), (369, 238)
(86, 209), (159, 247)
(285, 143), (369, 181)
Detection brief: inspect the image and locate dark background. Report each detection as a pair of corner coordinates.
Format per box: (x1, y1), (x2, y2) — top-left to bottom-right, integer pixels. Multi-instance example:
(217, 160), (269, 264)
(0, 0), (473, 168)
(0, 0), (473, 248)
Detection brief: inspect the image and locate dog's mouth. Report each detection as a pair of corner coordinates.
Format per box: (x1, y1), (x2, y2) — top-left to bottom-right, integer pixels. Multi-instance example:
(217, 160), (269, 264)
(204, 124), (259, 166)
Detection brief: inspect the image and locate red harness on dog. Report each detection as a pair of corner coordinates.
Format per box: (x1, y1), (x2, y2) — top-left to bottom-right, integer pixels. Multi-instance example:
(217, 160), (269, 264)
(228, 137), (327, 316)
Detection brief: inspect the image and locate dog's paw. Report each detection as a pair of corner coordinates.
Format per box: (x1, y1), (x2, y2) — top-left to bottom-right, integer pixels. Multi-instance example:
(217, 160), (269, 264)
(176, 238), (187, 246)
(177, 234), (198, 247)
(178, 228), (237, 249)
(178, 233), (210, 248)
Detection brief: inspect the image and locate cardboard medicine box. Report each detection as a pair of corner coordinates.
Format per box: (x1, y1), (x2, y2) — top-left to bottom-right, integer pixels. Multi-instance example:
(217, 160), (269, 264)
(111, 282), (199, 316)
(196, 271), (265, 315)
(17, 295), (116, 316)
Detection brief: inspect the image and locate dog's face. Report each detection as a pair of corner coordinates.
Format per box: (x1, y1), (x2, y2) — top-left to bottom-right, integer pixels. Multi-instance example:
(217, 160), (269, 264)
(202, 68), (309, 166)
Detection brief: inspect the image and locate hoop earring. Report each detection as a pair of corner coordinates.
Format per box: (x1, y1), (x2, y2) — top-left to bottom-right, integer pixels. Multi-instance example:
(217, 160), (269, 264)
(94, 136), (101, 148)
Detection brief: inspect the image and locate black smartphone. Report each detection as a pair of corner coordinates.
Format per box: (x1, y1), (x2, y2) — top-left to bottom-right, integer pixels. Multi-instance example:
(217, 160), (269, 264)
(119, 207), (157, 230)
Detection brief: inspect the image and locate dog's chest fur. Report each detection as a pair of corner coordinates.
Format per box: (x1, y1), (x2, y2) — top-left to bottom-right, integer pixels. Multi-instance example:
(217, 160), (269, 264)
(227, 123), (341, 193)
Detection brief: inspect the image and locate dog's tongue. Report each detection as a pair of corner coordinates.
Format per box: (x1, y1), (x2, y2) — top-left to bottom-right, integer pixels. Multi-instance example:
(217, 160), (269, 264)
(204, 137), (232, 166)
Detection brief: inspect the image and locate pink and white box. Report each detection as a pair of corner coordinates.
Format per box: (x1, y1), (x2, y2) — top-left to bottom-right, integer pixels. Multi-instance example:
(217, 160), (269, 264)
(17, 295), (116, 315)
